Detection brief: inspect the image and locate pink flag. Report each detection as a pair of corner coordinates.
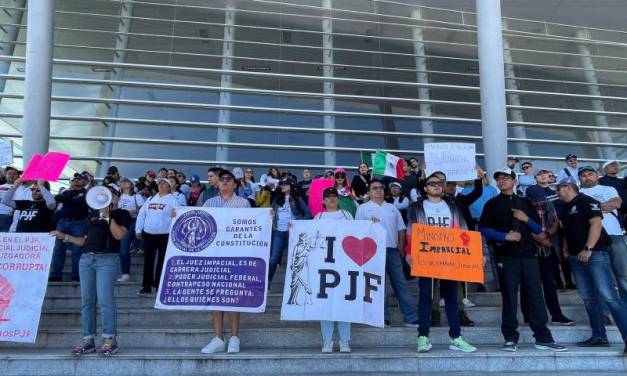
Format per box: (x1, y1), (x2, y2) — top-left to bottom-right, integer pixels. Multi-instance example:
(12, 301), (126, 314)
(308, 177), (334, 217)
(21, 152), (71, 182)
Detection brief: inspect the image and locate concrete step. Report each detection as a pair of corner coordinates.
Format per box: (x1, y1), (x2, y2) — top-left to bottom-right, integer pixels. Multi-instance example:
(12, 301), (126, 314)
(2, 346), (625, 375)
(2, 326), (623, 350)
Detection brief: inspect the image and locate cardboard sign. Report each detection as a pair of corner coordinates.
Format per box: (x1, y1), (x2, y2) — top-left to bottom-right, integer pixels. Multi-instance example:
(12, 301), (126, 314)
(21, 152), (71, 182)
(410, 224), (484, 283)
(280, 220), (386, 327)
(424, 143), (476, 182)
(155, 207), (271, 313)
(0, 140), (13, 166)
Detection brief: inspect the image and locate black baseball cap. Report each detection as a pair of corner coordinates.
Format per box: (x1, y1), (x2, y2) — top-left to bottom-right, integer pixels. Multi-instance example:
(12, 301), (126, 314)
(218, 169), (236, 180)
(507, 157), (519, 162)
(577, 166), (597, 176)
(107, 166), (119, 174)
(535, 169), (552, 176)
(565, 154), (577, 160)
(322, 187), (339, 198)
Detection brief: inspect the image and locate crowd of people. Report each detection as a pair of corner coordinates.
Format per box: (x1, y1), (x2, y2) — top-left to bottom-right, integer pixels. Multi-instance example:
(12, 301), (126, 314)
(0, 152), (626, 357)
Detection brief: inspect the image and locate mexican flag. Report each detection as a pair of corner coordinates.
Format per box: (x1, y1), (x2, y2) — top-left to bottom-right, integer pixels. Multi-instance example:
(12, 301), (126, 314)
(372, 150), (405, 179)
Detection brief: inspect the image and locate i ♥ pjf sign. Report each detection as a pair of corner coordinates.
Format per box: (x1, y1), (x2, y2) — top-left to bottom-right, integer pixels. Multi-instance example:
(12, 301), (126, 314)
(280, 220), (386, 327)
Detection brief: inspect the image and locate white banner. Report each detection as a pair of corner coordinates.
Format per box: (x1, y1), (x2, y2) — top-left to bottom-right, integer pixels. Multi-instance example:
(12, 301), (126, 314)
(0, 233), (54, 343)
(280, 220), (386, 327)
(155, 207), (271, 313)
(0, 140), (13, 166)
(424, 142), (477, 182)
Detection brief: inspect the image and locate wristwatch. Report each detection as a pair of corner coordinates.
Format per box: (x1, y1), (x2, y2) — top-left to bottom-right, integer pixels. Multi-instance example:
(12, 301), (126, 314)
(583, 245), (591, 251)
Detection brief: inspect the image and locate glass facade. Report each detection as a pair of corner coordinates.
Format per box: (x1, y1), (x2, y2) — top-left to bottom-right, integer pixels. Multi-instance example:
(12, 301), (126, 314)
(0, 0), (626, 180)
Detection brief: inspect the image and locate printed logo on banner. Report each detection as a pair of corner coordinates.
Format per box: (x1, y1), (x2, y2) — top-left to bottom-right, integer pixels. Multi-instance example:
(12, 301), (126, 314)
(0, 275), (16, 322)
(171, 210), (218, 252)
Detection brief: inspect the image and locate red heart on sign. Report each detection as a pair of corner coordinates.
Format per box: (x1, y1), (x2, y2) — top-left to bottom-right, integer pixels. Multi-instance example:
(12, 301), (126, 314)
(342, 236), (377, 266)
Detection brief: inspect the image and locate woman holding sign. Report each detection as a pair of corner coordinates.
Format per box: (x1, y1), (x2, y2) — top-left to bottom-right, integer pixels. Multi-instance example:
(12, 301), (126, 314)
(313, 187), (354, 353)
(405, 173), (477, 353)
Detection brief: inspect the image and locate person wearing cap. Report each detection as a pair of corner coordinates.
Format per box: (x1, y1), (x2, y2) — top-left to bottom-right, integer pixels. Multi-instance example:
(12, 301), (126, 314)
(49, 173), (90, 282)
(1, 177), (56, 233)
(51, 183), (131, 356)
(388, 182), (409, 224)
(187, 174), (205, 206)
(106, 166), (120, 183)
(355, 179), (419, 328)
(556, 176), (627, 353)
(518, 162), (536, 196)
(267, 177), (312, 285)
(313, 186), (353, 353)
(579, 165), (627, 304)
(0, 166), (20, 232)
(405, 173), (478, 353)
(201, 169), (251, 355)
(557, 154), (580, 186)
(479, 167), (566, 352)
(197, 166), (222, 206)
(135, 178), (181, 296)
(116, 177), (145, 282)
(506, 157), (519, 171)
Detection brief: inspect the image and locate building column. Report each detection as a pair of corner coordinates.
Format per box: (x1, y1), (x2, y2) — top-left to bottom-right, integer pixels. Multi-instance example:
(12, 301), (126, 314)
(502, 20), (529, 157)
(322, 0), (336, 167)
(22, 0), (54, 162)
(576, 29), (616, 160)
(411, 8), (434, 146)
(0, 0), (26, 94)
(476, 0), (508, 175)
(215, 1), (236, 164)
(99, 0), (133, 177)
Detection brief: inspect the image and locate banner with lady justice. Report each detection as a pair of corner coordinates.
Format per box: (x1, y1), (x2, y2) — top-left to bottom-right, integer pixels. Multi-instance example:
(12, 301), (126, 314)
(280, 220), (386, 327)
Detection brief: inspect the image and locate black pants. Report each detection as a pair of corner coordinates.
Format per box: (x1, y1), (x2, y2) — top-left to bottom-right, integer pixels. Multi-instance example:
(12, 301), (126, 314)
(551, 236), (573, 287)
(521, 255), (565, 321)
(142, 232), (169, 290)
(498, 256), (554, 344)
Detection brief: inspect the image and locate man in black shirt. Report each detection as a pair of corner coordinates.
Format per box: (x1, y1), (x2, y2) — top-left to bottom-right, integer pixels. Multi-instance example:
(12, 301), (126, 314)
(296, 168), (312, 203)
(49, 173), (90, 282)
(557, 176), (627, 353)
(51, 184), (131, 356)
(479, 168), (566, 352)
(1, 178), (56, 232)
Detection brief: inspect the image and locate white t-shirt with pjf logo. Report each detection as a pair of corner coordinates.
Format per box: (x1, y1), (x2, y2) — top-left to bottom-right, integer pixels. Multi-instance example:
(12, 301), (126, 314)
(423, 200), (452, 228)
(580, 184), (623, 235)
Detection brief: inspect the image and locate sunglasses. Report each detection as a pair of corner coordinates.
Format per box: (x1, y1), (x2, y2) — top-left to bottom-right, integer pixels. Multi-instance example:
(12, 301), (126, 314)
(426, 182), (444, 187)
(335, 174), (345, 178)
(245, 170), (253, 174)
(522, 165), (531, 170)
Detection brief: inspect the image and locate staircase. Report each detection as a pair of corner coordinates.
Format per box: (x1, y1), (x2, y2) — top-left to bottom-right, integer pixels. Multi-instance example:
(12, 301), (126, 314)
(1, 254), (625, 375)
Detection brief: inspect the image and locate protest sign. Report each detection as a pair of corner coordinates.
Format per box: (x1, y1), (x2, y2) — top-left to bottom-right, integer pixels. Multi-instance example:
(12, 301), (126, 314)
(155, 207), (271, 313)
(424, 143), (476, 182)
(280, 220), (386, 327)
(0, 233), (55, 343)
(0, 140), (13, 166)
(21, 152), (71, 182)
(410, 224), (484, 283)
(307, 178), (334, 217)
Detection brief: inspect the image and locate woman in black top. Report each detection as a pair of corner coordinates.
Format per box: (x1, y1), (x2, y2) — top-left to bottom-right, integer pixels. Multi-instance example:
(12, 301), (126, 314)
(350, 163), (372, 203)
(50, 184), (131, 357)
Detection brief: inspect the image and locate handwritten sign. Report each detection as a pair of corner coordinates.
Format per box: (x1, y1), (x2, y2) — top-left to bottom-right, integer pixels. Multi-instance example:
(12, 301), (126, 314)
(21, 152), (71, 182)
(0, 140), (13, 166)
(410, 224), (484, 283)
(424, 143), (476, 182)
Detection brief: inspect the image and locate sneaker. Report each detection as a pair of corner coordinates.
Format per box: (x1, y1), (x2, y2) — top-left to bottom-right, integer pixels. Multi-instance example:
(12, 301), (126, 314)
(551, 316), (575, 326)
(417, 336), (432, 353)
(99, 337), (118, 356)
(502, 341), (517, 352)
(450, 337), (477, 353)
(227, 336), (240, 353)
(136, 287), (152, 297)
(117, 274), (130, 283)
(403, 320), (419, 328)
(460, 311), (475, 327)
(201, 336), (227, 354)
(535, 341), (568, 352)
(339, 340), (351, 353)
(71, 337), (96, 355)
(577, 337), (610, 347)
(462, 298), (476, 308)
(322, 341), (333, 353)
(439, 298), (445, 307)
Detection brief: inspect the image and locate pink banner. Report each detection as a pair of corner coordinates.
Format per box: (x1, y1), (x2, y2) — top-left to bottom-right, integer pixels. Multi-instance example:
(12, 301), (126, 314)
(21, 152), (71, 182)
(307, 178), (334, 217)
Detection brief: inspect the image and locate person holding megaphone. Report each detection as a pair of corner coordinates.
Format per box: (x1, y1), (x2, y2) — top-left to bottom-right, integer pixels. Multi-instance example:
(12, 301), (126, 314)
(50, 183), (131, 356)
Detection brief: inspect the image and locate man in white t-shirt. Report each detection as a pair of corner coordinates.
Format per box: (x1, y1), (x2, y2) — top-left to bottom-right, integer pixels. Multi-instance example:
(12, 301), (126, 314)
(355, 179), (419, 328)
(579, 165), (627, 304)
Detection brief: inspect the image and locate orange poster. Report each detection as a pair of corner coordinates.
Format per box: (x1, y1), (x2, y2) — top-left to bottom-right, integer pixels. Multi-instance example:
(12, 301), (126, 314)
(410, 224), (484, 283)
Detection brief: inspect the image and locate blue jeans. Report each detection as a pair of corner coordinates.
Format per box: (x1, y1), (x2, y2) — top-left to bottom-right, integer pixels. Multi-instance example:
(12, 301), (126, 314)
(79, 253), (119, 338)
(385, 247), (419, 323)
(268, 230), (289, 283)
(609, 235), (627, 305)
(418, 278), (460, 338)
(569, 252), (627, 342)
(51, 219), (88, 279)
(0, 214), (12, 232)
(118, 218), (136, 275)
(320, 321), (351, 343)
